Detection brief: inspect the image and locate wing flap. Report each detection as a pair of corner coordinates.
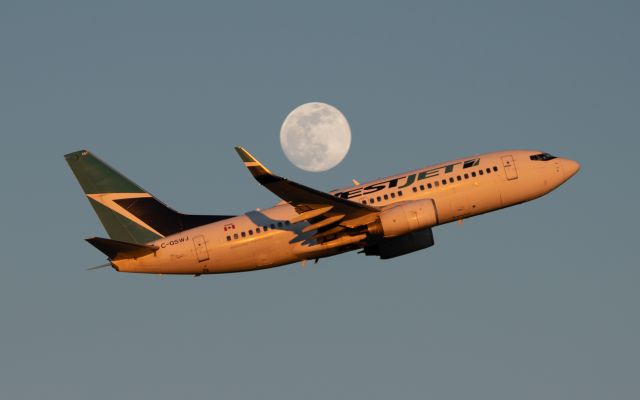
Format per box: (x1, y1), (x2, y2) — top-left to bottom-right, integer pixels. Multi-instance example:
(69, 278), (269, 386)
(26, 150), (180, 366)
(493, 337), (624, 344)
(290, 206), (334, 224)
(301, 214), (345, 233)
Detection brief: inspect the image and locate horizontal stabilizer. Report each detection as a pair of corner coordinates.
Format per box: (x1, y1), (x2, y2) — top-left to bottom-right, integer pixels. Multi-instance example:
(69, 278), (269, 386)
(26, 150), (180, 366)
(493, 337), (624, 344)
(86, 237), (158, 260)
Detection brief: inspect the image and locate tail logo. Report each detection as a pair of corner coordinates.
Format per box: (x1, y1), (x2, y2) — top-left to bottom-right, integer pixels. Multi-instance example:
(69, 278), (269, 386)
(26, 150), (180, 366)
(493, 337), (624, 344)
(86, 193), (164, 237)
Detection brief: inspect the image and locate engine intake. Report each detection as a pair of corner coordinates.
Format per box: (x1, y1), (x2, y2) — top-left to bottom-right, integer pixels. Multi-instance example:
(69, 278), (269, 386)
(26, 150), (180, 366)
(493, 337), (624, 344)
(368, 199), (438, 237)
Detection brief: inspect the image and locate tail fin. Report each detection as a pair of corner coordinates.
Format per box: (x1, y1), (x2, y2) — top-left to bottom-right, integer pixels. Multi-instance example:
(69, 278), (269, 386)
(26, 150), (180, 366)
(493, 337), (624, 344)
(65, 150), (233, 244)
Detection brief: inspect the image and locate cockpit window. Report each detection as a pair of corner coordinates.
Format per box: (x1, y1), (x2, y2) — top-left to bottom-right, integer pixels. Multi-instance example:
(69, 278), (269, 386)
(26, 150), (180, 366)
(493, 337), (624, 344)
(530, 153), (557, 161)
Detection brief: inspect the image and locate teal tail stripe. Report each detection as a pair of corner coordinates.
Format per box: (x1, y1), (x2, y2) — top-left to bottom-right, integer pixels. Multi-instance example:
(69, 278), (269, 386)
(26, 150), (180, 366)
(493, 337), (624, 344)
(65, 150), (144, 195)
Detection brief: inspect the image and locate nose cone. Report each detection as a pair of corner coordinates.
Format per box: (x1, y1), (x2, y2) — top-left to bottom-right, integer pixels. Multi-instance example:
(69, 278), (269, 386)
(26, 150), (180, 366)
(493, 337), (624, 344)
(562, 159), (581, 179)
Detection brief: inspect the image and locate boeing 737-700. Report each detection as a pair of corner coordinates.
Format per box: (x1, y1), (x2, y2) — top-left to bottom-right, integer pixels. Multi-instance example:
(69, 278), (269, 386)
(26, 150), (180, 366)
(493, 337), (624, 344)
(65, 147), (579, 275)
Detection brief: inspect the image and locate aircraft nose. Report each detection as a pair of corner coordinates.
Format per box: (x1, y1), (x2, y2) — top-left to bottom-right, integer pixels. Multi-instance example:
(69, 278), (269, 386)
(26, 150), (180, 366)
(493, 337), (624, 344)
(562, 158), (581, 179)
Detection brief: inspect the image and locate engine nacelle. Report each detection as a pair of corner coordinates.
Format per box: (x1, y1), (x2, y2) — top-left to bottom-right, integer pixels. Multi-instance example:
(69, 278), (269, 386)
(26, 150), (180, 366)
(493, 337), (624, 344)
(363, 228), (435, 259)
(368, 199), (438, 237)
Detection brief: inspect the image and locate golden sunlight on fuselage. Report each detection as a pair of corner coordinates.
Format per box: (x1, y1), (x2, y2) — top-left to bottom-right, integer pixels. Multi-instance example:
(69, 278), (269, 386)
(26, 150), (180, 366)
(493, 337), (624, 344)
(111, 149), (580, 275)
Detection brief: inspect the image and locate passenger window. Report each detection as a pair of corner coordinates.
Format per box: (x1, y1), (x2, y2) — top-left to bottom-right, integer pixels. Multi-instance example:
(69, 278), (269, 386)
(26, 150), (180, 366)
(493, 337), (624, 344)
(248, 230), (253, 235)
(398, 191), (403, 196)
(390, 192), (396, 198)
(486, 168), (491, 174)
(412, 187), (417, 193)
(264, 226), (268, 232)
(285, 221), (290, 226)
(241, 232), (246, 238)
(377, 196), (382, 202)
(277, 222), (283, 228)
(434, 181), (440, 187)
(449, 177), (454, 183)
(464, 173), (469, 179)
(362, 200), (367, 204)
(479, 170), (484, 175)
(256, 228), (261, 234)
(420, 185), (425, 191)
(427, 183), (432, 189)
(457, 176), (462, 181)
(472, 172), (476, 177)
(370, 198), (374, 203)
(442, 179), (447, 185)
(226, 236), (231, 241)
(493, 166), (498, 172)
(384, 194), (388, 200)
(233, 233), (238, 239)
(270, 224), (275, 229)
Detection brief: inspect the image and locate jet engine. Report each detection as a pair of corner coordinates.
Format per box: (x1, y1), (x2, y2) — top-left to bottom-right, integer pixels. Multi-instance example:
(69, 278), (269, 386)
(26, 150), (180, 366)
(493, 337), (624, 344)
(362, 228), (435, 259)
(367, 199), (438, 237)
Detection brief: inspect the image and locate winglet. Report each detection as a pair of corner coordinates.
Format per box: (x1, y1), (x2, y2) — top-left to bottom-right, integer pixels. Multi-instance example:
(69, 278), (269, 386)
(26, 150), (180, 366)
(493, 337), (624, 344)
(234, 146), (277, 183)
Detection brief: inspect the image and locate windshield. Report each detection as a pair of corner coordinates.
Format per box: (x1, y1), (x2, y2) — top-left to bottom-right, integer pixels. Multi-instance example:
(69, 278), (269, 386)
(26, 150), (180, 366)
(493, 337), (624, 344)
(530, 153), (557, 161)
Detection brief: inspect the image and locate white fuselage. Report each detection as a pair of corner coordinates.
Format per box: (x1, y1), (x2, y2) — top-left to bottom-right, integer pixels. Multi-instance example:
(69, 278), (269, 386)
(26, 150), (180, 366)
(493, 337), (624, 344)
(111, 150), (579, 274)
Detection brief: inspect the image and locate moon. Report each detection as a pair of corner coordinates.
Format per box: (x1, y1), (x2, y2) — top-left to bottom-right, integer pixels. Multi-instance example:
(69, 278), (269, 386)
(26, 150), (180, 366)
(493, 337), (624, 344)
(280, 102), (352, 172)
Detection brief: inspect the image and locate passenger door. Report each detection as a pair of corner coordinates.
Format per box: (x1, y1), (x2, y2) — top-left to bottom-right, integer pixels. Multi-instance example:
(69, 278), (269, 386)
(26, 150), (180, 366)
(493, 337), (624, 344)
(501, 155), (518, 180)
(193, 235), (210, 262)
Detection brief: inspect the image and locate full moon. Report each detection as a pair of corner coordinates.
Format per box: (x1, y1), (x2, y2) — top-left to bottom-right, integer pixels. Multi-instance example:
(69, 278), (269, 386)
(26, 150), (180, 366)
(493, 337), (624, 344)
(280, 102), (351, 172)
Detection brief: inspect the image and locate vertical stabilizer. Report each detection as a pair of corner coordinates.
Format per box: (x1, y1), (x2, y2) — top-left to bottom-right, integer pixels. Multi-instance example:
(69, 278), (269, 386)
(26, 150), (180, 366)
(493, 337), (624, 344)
(65, 150), (233, 244)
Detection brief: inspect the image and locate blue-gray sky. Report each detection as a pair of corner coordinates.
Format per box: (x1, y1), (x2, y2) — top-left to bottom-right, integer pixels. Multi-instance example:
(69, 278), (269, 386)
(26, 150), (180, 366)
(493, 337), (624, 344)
(1, 1), (638, 399)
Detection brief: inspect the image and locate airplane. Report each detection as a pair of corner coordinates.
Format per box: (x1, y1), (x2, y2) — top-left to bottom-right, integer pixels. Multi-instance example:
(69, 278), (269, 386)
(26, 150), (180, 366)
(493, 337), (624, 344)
(65, 147), (580, 275)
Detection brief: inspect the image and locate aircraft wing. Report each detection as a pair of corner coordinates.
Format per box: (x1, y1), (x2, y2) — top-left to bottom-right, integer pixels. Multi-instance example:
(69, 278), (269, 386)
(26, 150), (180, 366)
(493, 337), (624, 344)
(234, 146), (379, 233)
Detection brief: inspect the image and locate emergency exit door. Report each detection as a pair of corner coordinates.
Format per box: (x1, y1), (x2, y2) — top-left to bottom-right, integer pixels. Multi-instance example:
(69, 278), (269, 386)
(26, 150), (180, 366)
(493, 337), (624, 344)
(501, 155), (518, 180)
(193, 235), (210, 262)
